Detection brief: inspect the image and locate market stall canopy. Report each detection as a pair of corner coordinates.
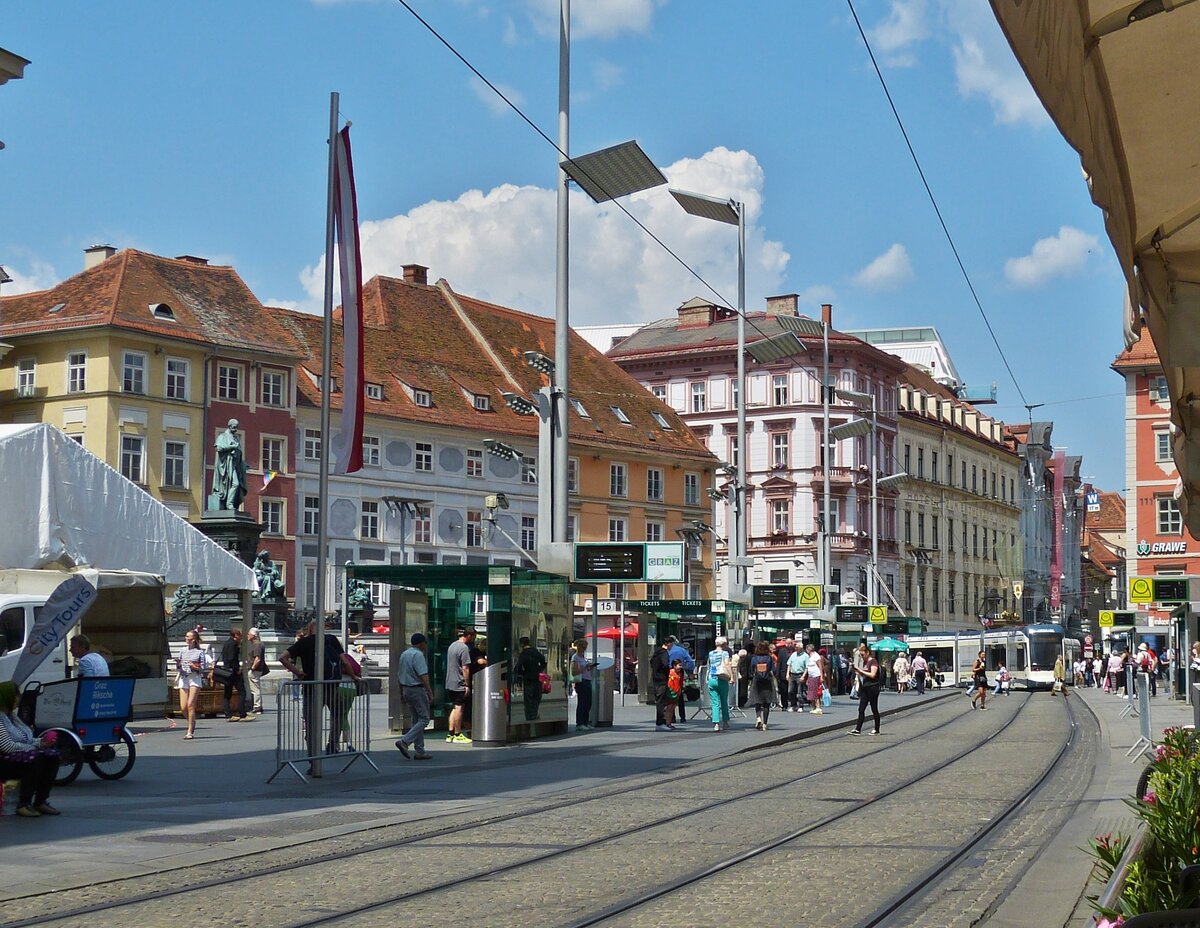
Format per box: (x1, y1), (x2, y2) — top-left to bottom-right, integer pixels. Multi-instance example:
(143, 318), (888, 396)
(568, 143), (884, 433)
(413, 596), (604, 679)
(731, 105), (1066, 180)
(586, 623), (639, 639)
(0, 423), (256, 590)
(871, 637), (910, 652)
(990, 0), (1200, 532)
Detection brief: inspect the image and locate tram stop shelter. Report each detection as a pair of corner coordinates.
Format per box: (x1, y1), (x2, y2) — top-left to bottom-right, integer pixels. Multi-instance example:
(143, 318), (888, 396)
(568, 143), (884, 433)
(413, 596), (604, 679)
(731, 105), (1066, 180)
(629, 599), (747, 702)
(347, 563), (572, 742)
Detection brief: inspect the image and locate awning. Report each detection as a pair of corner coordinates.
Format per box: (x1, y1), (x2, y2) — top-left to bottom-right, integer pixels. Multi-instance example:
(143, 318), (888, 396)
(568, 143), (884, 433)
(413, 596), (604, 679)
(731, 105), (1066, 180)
(990, 0), (1200, 532)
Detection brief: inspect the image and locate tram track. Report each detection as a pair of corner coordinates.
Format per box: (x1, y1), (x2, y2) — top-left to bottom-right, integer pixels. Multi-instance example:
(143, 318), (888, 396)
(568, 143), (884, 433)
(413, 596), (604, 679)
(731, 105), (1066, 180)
(2, 692), (972, 928)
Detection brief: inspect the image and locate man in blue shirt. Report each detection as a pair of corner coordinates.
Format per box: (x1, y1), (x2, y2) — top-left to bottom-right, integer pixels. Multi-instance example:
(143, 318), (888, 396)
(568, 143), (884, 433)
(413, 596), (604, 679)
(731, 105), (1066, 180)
(395, 633), (434, 760)
(666, 636), (694, 722)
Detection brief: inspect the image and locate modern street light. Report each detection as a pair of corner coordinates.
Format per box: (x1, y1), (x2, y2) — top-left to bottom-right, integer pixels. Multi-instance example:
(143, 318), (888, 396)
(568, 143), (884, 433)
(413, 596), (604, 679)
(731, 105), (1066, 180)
(381, 495), (431, 567)
(501, 391), (538, 416)
(670, 188), (747, 602)
(483, 438), (521, 461)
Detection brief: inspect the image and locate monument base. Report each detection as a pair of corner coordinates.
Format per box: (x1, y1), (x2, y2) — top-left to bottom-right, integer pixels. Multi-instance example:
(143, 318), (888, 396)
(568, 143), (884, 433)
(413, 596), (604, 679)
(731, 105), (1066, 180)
(196, 510), (262, 568)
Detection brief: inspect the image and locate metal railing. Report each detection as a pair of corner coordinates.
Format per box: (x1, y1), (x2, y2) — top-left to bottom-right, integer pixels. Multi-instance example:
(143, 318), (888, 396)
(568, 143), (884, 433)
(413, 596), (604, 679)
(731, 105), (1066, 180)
(268, 679), (380, 783)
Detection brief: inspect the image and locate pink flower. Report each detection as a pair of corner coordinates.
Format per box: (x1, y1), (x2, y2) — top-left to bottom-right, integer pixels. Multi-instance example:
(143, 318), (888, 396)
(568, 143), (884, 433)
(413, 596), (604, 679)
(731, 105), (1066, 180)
(1097, 917), (1124, 928)
(1142, 790), (1157, 804)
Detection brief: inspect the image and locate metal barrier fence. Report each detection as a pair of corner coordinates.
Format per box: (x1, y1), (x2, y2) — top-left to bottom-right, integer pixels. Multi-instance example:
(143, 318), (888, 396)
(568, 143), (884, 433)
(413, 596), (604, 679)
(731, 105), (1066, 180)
(268, 679), (380, 783)
(1127, 672), (1155, 761)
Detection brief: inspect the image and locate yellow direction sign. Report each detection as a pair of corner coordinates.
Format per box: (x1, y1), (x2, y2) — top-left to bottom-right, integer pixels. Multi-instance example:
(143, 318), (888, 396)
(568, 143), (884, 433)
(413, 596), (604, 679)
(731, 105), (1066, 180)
(797, 584), (822, 609)
(869, 605), (888, 625)
(1129, 577), (1154, 604)
(1098, 610), (1115, 628)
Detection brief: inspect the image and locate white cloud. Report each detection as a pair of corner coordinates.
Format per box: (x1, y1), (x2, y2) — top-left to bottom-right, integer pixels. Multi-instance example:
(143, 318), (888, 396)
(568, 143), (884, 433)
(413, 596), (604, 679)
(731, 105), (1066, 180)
(469, 75), (525, 116)
(1004, 226), (1098, 288)
(300, 146), (788, 325)
(264, 297), (302, 312)
(869, 0), (929, 66)
(941, 0), (1046, 126)
(2, 258), (58, 295)
(796, 284), (837, 306)
(592, 59), (624, 91)
(522, 0), (665, 40)
(853, 244), (914, 291)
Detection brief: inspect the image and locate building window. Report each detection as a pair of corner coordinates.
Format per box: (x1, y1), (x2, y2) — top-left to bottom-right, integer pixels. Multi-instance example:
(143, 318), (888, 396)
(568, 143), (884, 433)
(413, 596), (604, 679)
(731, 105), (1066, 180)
(260, 370), (285, 407)
(684, 473), (700, 507)
(608, 518), (627, 542)
(1158, 496), (1183, 535)
(772, 432), (789, 469)
(772, 500), (790, 535)
(904, 510), (912, 544)
(609, 583), (625, 601)
(962, 461), (967, 488)
(261, 437), (284, 474)
(163, 358), (188, 401)
(973, 525), (979, 557)
(972, 465), (978, 493)
(570, 398), (590, 419)
(67, 352), (87, 393)
(948, 518), (954, 551)
(772, 374), (789, 406)
(610, 462), (627, 498)
(466, 448), (483, 478)
(1156, 430), (1172, 463)
(120, 435), (145, 484)
(690, 381), (707, 413)
(216, 363), (242, 401)
(303, 496), (320, 535)
(903, 444), (911, 474)
(413, 506), (432, 544)
(567, 514), (578, 543)
(930, 451), (938, 484)
(652, 384), (667, 401)
(122, 352), (146, 395)
(415, 442), (433, 472)
(15, 358), (35, 397)
(652, 411), (672, 430)
(962, 520), (967, 551)
(163, 440), (187, 489)
(918, 513), (926, 547)
(303, 565), (318, 608)
(568, 457), (579, 493)
(414, 389), (432, 408)
(645, 520), (664, 543)
(647, 467), (663, 501)
(610, 405), (631, 424)
(303, 429), (321, 461)
(645, 582), (663, 600)
(521, 456), (536, 484)
(361, 501), (380, 540)
(730, 377), (740, 410)
(917, 448), (924, 480)
(991, 472), (997, 498)
(728, 435), (740, 471)
(1149, 375), (1169, 402)
(365, 382), (383, 401)
(473, 394), (491, 412)
(932, 516), (939, 549)
(261, 499), (283, 536)
(520, 515), (536, 551)
(466, 510), (483, 547)
(362, 435), (380, 467)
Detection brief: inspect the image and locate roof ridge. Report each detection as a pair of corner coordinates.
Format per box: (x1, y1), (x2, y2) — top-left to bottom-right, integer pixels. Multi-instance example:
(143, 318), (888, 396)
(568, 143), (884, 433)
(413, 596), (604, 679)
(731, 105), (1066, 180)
(435, 279), (524, 392)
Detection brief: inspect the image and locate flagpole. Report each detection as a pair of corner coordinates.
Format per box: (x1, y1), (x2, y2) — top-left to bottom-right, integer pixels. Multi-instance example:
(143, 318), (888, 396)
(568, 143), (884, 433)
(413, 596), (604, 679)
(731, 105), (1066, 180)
(312, 90), (339, 777)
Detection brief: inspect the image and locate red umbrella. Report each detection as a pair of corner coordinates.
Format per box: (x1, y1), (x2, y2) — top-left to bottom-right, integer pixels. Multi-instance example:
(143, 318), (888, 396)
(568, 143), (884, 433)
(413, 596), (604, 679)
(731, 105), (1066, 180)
(586, 622), (639, 639)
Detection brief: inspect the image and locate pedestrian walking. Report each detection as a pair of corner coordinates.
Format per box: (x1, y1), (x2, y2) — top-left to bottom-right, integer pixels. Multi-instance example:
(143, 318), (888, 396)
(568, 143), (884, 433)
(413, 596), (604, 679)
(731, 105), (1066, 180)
(851, 638), (866, 698)
(444, 628), (475, 744)
(993, 663), (1010, 696)
(736, 646), (750, 709)
(1137, 643), (1158, 697)
(176, 629), (208, 740)
(1107, 650), (1123, 693)
(970, 651), (988, 710)
(748, 641), (777, 731)
(279, 621), (347, 757)
(394, 633), (434, 760)
(513, 636), (547, 722)
(805, 643), (825, 715)
(706, 637), (733, 732)
(850, 643), (882, 735)
(216, 628), (251, 721)
(1052, 654), (1066, 696)
(910, 651), (928, 695)
(651, 639), (674, 731)
(667, 636), (694, 723)
(786, 644), (807, 712)
(665, 659), (683, 728)
(1092, 654), (1104, 688)
(893, 652), (911, 695)
(569, 639), (594, 732)
(245, 627), (267, 714)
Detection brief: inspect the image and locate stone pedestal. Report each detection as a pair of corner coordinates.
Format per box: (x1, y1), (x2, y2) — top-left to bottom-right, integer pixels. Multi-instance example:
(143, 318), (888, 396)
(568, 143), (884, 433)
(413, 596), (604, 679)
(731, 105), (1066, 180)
(196, 510), (262, 568)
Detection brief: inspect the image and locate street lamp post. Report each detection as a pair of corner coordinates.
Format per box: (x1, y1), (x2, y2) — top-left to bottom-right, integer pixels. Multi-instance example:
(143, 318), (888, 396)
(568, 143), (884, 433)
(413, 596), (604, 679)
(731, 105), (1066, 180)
(381, 495), (432, 568)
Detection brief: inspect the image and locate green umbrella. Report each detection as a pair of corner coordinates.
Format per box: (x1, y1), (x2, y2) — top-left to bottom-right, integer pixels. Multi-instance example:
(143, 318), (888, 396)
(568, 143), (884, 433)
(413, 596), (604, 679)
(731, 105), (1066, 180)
(871, 637), (910, 652)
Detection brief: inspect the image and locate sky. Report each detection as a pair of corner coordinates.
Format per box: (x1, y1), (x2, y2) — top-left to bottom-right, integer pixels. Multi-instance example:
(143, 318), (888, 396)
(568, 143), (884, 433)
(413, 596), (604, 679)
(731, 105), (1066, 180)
(2, 0), (1128, 491)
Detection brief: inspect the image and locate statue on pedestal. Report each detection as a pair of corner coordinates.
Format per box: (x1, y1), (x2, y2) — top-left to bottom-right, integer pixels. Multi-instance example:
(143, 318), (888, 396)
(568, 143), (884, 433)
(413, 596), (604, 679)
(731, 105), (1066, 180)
(346, 564), (375, 622)
(209, 418), (248, 512)
(253, 550), (285, 602)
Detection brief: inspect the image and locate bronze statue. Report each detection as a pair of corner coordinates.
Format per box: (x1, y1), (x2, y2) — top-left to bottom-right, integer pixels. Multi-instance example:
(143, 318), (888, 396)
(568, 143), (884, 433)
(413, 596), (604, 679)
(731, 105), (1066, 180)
(209, 418), (248, 511)
(253, 550), (285, 602)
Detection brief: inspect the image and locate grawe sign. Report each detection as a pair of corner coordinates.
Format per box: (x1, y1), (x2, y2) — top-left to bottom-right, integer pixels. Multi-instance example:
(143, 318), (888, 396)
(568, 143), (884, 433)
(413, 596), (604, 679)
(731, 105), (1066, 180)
(1136, 539), (1191, 556)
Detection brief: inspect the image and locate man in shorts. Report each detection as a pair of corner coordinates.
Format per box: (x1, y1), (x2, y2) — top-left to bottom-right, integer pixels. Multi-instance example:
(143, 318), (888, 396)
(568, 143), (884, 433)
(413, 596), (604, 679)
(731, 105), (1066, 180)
(445, 628), (475, 744)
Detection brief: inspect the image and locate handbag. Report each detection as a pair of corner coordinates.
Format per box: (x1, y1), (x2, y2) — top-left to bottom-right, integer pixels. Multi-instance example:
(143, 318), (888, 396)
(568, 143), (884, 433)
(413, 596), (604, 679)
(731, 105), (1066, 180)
(538, 671), (552, 694)
(684, 683), (701, 701)
(821, 686), (832, 709)
(212, 664), (235, 685)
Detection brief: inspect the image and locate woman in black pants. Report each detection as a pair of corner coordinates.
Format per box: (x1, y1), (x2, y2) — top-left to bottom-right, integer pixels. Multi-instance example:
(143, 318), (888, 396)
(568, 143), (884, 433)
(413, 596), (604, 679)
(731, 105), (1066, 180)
(850, 643), (883, 735)
(0, 681), (61, 816)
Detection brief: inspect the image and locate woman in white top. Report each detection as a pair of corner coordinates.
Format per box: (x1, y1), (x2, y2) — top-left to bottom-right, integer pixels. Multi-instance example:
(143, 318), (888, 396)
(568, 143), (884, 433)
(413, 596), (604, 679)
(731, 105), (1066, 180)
(177, 630), (208, 740)
(892, 653), (912, 695)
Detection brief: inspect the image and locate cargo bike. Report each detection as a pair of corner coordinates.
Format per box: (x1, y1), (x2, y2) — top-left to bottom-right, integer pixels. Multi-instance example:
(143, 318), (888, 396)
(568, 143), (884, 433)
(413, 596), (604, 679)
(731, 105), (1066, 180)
(19, 677), (137, 785)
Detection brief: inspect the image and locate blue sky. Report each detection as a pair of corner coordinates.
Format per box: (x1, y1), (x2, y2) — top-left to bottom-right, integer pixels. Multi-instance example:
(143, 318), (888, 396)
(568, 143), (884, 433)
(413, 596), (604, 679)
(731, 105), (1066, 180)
(3, 1), (1127, 490)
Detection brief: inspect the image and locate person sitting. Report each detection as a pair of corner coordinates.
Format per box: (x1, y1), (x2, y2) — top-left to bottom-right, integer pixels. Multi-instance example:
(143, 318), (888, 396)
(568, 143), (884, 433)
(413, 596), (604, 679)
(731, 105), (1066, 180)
(993, 663), (1010, 696)
(0, 681), (61, 817)
(70, 634), (109, 677)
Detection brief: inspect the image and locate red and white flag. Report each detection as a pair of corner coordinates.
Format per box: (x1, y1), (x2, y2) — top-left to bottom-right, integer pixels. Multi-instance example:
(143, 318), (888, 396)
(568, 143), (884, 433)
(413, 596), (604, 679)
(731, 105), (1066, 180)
(330, 125), (364, 475)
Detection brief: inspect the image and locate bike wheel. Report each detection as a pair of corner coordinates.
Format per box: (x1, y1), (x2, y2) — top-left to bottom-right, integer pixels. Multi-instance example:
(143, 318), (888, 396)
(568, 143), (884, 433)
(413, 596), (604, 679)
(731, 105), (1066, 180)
(51, 731), (84, 786)
(87, 729), (136, 780)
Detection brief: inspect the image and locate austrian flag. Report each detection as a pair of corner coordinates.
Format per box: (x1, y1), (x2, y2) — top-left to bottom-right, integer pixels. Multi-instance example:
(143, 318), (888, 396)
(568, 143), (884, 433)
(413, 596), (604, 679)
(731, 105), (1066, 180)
(330, 125), (364, 475)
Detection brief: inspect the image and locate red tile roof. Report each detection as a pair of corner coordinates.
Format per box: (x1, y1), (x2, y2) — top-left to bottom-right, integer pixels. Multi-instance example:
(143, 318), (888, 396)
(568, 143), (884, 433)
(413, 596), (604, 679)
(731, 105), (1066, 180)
(1085, 490), (1126, 530)
(0, 249), (304, 358)
(1112, 327), (1161, 371)
(270, 275), (716, 463)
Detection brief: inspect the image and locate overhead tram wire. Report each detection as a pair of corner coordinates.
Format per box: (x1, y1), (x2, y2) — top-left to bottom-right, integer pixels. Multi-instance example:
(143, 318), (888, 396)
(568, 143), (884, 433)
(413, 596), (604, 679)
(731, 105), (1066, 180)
(845, 0), (1031, 410)
(393, 0), (787, 348)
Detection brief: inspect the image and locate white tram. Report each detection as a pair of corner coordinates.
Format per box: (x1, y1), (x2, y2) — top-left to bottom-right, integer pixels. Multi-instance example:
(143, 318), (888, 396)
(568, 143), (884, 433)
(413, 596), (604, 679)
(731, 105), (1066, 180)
(904, 623), (1081, 690)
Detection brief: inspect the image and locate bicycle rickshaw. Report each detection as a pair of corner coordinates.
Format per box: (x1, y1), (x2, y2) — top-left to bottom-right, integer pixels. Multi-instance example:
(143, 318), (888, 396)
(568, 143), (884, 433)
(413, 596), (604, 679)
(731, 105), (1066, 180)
(19, 676), (137, 785)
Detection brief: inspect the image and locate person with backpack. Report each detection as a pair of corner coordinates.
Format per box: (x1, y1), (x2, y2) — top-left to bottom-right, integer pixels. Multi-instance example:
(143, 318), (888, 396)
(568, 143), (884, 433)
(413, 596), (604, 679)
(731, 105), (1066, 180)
(279, 620), (346, 756)
(850, 643), (883, 735)
(706, 636), (733, 732)
(748, 641), (777, 731)
(650, 639), (674, 731)
(1137, 643), (1158, 696)
(514, 636), (547, 722)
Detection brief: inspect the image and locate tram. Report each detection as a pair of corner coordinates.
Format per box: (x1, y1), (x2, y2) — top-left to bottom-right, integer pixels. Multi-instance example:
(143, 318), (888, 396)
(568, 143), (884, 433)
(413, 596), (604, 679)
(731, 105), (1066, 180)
(904, 624), (1081, 690)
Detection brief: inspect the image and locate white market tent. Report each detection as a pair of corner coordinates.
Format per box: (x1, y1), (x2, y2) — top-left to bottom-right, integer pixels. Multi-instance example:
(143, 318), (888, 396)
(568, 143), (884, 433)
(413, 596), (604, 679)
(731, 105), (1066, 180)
(0, 423), (256, 590)
(990, 0), (1200, 532)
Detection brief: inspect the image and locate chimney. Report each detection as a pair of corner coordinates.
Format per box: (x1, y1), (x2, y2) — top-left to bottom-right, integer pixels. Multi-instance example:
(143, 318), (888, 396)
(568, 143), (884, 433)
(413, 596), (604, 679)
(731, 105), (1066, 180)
(765, 293), (798, 317)
(821, 303), (832, 327)
(676, 297), (717, 328)
(402, 264), (429, 285)
(174, 254), (209, 266)
(84, 244), (116, 270)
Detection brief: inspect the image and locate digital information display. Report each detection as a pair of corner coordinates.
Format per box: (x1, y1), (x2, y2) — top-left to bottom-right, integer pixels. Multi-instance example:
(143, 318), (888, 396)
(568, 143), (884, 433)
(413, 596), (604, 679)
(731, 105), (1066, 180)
(752, 585), (798, 609)
(574, 543), (646, 581)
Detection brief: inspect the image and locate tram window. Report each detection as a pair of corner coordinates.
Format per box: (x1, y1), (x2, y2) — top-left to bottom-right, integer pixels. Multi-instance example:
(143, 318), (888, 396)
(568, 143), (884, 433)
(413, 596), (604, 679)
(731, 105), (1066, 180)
(1014, 646), (1027, 671)
(1028, 636), (1062, 671)
(986, 645), (1006, 670)
(0, 607), (24, 654)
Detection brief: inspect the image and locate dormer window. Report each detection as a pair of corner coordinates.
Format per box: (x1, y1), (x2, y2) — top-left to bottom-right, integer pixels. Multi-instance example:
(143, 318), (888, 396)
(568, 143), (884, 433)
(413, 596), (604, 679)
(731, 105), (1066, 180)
(473, 394), (492, 412)
(651, 411), (672, 430)
(150, 303), (176, 321)
(365, 382), (383, 401)
(571, 399), (590, 419)
(610, 405), (631, 425)
(414, 389), (432, 408)
(48, 302), (66, 315)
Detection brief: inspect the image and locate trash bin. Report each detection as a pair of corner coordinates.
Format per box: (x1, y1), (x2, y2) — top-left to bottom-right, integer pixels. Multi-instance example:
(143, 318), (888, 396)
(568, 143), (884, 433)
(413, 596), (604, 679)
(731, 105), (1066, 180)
(472, 661), (508, 745)
(593, 657), (615, 727)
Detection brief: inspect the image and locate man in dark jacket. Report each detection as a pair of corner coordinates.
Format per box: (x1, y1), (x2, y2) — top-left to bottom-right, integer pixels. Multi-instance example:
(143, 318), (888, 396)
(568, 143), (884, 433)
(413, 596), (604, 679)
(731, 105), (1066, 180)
(218, 628), (251, 722)
(650, 640), (673, 731)
(513, 636), (547, 721)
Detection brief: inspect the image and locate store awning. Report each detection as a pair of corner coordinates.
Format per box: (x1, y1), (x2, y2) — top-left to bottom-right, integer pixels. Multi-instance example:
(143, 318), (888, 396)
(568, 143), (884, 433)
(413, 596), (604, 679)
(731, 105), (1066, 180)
(990, 0), (1200, 532)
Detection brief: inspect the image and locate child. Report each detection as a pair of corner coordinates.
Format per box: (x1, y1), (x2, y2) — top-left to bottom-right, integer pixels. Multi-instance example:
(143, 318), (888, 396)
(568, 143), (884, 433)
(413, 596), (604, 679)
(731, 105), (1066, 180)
(666, 659), (684, 727)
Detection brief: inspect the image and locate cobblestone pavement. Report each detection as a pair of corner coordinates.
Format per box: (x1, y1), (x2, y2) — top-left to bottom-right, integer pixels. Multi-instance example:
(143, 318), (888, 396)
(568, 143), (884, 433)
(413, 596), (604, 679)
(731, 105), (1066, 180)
(1, 692), (1086, 928)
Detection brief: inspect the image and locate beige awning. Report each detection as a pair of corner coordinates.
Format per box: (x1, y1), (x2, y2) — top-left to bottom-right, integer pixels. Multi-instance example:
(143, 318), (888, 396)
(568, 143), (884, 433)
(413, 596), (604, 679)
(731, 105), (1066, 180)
(990, 0), (1200, 532)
